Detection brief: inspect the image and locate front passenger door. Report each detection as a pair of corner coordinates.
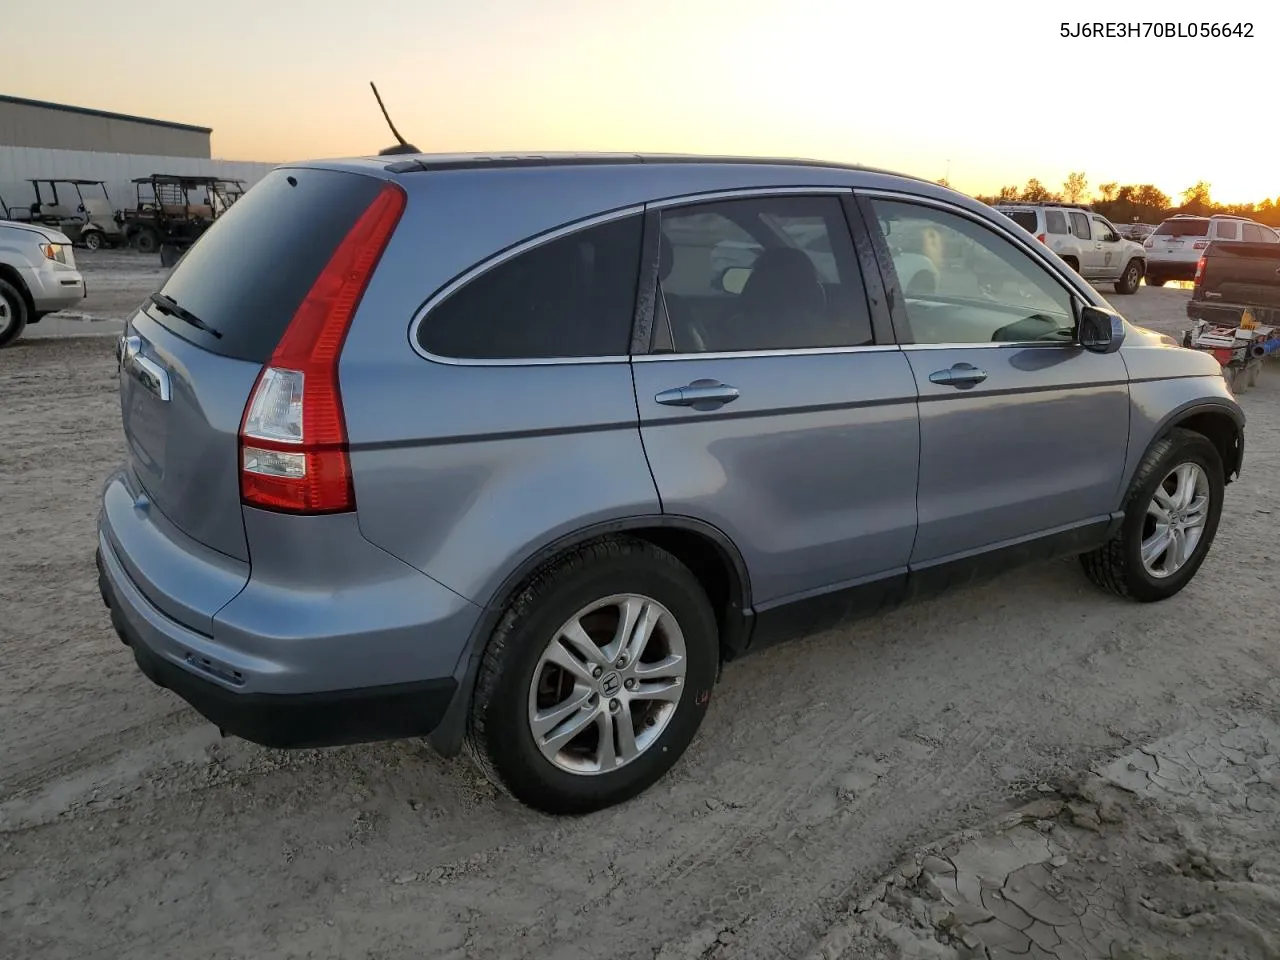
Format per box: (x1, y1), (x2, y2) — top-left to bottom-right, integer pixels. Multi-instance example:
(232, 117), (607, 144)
(1092, 216), (1125, 278)
(864, 196), (1129, 570)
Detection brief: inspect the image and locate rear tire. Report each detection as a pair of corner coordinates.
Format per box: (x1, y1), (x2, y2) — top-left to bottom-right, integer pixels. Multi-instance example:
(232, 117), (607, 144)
(1080, 428), (1224, 602)
(465, 537), (719, 815)
(1114, 260), (1143, 295)
(1145, 274), (1166, 287)
(0, 278), (29, 348)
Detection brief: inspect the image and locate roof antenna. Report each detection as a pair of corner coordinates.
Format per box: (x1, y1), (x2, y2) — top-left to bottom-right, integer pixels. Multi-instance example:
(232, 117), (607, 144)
(370, 82), (420, 156)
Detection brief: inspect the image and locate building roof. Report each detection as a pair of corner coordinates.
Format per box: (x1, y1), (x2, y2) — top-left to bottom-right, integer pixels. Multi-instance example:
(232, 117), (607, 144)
(0, 94), (212, 134)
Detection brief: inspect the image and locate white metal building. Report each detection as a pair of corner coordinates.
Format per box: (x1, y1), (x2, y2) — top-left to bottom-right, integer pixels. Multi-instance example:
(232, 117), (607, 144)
(0, 95), (276, 216)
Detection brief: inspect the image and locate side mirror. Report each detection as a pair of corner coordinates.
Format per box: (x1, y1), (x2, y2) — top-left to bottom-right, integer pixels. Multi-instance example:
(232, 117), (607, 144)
(718, 266), (752, 295)
(1079, 304), (1126, 354)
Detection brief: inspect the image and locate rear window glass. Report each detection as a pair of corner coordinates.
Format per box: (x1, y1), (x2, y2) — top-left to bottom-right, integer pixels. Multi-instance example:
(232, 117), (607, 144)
(1153, 219), (1209, 237)
(419, 215), (644, 359)
(1004, 211), (1038, 232)
(1214, 220), (1239, 240)
(1045, 210), (1069, 234)
(150, 168), (384, 362)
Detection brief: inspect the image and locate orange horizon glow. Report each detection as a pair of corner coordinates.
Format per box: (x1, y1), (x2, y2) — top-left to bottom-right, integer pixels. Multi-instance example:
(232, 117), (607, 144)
(5, 0), (1275, 208)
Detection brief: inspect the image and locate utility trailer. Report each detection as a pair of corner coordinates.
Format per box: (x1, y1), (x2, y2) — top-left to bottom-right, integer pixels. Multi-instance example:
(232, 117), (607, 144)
(1184, 239), (1280, 392)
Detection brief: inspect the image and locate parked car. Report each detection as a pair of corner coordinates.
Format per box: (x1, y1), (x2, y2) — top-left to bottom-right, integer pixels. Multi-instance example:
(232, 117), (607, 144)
(1119, 223), (1155, 242)
(992, 202), (1146, 294)
(1145, 215), (1280, 286)
(98, 154), (1244, 814)
(0, 219), (87, 347)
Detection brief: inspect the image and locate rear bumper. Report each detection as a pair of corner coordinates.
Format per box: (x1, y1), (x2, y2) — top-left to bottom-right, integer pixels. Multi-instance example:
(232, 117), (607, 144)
(96, 531), (467, 749)
(1144, 260), (1198, 281)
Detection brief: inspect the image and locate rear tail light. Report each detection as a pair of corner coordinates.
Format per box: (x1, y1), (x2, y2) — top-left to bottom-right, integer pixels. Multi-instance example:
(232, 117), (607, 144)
(1194, 256), (1205, 286)
(1036, 233), (1046, 244)
(239, 182), (406, 514)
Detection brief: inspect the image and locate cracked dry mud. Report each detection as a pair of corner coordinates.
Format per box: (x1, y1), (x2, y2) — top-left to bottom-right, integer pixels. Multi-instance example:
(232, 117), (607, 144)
(809, 716), (1280, 959)
(3, 267), (1280, 960)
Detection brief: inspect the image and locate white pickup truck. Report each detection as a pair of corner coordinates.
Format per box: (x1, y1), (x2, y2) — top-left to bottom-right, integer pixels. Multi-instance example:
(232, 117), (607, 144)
(0, 218), (87, 347)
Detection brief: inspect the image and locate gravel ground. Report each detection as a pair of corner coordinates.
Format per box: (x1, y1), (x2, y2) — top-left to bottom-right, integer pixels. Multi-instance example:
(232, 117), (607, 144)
(2, 254), (1279, 959)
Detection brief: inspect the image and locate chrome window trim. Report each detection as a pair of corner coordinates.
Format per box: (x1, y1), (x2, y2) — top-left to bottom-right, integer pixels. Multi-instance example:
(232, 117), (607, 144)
(856, 187), (1094, 351)
(408, 204), (644, 367)
(633, 344), (898, 363)
(410, 187), (878, 367)
(646, 185), (853, 209)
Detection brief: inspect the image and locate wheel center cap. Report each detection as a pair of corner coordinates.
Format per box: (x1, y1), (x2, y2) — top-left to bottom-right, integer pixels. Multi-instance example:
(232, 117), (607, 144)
(599, 671), (622, 697)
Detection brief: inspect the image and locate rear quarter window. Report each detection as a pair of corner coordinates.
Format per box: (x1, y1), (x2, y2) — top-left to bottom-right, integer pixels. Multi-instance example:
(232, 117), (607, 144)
(1003, 211), (1038, 233)
(150, 168), (386, 363)
(418, 214), (644, 360)
(1045, 210), (1069, 235)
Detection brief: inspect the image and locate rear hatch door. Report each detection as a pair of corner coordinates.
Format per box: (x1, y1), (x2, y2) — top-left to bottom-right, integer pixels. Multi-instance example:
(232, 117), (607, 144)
(1199, 241), (1280, 308)
(1148, 219), (1208, 259)
(119, 167), (389, 564)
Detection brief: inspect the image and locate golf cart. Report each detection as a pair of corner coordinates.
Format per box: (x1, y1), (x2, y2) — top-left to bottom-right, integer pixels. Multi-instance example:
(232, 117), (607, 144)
(116, 174), (245, 266)
(23, 179), (125, 250)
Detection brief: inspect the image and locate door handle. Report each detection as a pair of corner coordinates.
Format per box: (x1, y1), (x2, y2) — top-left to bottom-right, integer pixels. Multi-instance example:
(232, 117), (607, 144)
(655, 379), (741, 410)
(928, 363), (987, 389)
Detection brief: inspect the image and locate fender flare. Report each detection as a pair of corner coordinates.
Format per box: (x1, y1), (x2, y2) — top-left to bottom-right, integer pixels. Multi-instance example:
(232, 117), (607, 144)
(1132, 398), (1245, 493)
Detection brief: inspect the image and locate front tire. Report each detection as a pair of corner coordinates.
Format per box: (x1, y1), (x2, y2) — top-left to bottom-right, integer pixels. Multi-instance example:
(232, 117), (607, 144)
(82, 230), (104, 251)
(0, 278), (29, 348)
(466, 538), (718, 815)
(1080, 428), (1224, 602)
(1114, 260), (1143, 295)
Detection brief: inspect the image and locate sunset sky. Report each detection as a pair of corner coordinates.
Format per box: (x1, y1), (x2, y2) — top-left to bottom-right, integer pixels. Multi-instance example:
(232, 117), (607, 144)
(6, 0), (1275, 204)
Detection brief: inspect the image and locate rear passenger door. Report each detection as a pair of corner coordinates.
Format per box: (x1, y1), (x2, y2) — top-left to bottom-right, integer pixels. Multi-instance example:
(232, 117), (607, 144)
(1069, 211), (1100, 274)
(631, 191), (920, 641)
(860, 194), (1129, 572)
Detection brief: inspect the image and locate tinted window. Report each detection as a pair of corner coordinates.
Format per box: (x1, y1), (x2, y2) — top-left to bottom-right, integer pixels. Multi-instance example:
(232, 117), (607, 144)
(152, 168), (384, 362)
(870, 199), (1075, 345)
(1004, 211), (1038, 233)
(1069, 212), (1091, 240)
(420, 215), (643, 359)
(1242, 223), (1263, 242)
(1045, 210), (1069, 235)
(657, 195), (872, 353)
(1153, 219), (1209, 237)
(1215, 220), (1240, 240)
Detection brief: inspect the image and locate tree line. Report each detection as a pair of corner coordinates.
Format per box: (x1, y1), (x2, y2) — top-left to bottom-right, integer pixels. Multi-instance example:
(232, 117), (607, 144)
(944, 173), (1280, 227)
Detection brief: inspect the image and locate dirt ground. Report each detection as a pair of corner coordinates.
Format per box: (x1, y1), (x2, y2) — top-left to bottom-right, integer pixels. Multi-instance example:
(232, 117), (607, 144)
(3, 252), (1280, 960)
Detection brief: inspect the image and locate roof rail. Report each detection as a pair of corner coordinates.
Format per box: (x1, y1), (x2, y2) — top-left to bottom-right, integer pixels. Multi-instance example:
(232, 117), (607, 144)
(994, 200), (1093, 210)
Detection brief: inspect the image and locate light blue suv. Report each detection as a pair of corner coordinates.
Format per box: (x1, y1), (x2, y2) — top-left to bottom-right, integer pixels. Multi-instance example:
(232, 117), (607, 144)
(97, 154), (1244, 814)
